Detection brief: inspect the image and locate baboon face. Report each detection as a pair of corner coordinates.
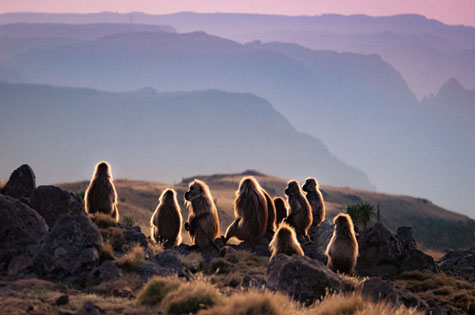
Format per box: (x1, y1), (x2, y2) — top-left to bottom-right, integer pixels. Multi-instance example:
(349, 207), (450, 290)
(302, 178), (317, 193)
(285, 181), (300, 196)
(184, 181), (202, 201)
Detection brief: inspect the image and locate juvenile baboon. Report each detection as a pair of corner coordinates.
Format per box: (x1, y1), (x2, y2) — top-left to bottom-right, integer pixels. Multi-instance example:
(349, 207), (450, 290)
(302, 177), (326, 226)
(85, 161), (119, 222)
(184, 179), (220, 249)
(284, 180), (312, 241)
(273, 197), (288, 225)
(150, 188), (183, 248)
(261, 188), (276, 233)
(224, 176), (268, 245)
(325, 213), (358, 274)
(269, 222), (304, 260)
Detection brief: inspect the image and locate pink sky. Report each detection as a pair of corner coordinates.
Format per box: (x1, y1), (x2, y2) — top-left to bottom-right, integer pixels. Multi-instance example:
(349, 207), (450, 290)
(1, 0), (474, 27)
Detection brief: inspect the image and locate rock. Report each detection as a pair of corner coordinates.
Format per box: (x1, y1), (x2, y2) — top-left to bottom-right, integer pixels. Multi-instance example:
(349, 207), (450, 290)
(399, 249), (438, 273)
(0, 194), (48, 274)
(361, 277), (429, 312)
(79, 301), (103, 315)
(266, 254), (349, 303)
(2, 164), (36, 200)
(87, 261), (123, 285)
(303, 220), (333, 263)
(55, 294), (69, 306)
(31, 185), (85, 228)
(396, 226), (417, 253)
(234, 237), (271, 257)
(241, 273), (265, 288)
(121, 224), (147, 247)
(439, 250), (475, 282)
(34, 215), (102, 286)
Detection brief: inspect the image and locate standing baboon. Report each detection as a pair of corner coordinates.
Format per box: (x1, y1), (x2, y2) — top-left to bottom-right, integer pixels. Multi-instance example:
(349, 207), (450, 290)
(269, 222), (304, 260)
(261, 188), (276, 233)
(85, 161), (119, 222)
(184, 179), (220, 249)
(302, 177), (326, 226)
(150, 188), (183, 248)
(284, 180), (312, 241)
(224, 176), (268, 245)
(325, 213), (358, 274)
(273, 197), (288, 225)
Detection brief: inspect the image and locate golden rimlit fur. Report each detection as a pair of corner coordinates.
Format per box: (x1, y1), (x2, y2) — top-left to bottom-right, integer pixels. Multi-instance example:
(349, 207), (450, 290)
(184, 179), (220, 249)
(273, 197), (288, 225)
(224, 176), (268, 244)
(302, 177), (326, 226)
(261, 188), (276, 233)
(150, 189), (183, 248)
(325, 213), (358, 274)
(85, 161), (119, 222)
(284, 180), (312, 240)
(269, 222), (304, 260)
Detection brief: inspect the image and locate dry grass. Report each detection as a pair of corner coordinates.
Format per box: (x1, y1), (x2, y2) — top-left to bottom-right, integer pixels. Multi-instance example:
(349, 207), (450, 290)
(161, 279), (224, 315)
(100, 242), (115, 261)
(117, 246), (145, 272)
(180, 252), (204, 272)
(90, 213), (118, 229)
(101, 226), (125, 252)
(137, 276), (182, 305)
(423, 248), (446, 261)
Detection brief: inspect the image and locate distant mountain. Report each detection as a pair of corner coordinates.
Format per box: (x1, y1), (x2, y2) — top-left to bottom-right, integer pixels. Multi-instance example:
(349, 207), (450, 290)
(0, 81), (372, 190)
(2, 12), (474, 97)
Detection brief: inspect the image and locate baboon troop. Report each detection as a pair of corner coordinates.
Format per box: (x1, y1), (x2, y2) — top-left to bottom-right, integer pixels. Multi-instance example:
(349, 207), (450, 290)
(273, 197), (288, 225)
(224, 176), (268, 245)
(284, 180), (313, 241)
(84, 161), (120, 222)
(184, 179), (220, 249)
(269, 222), (304, 260)
(302, 177), (326, 226)
(325, 213), (358, 274)
(150, 189), (183, 248)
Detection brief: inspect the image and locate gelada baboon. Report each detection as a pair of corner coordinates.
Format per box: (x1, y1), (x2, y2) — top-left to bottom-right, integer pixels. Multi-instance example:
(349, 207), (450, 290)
(184, 179), (220, 249)
(150, 188), (183, 248)
(224, 176), (268, 245)
(273, 197), (288, 225)
(85, 161), (119, 222)
(261, 188), (276, 233)
(325, 213), (358, 274)
(302, 177), (326, 226)
(269, 222), (304, 260)
(284, 180), (312, 241)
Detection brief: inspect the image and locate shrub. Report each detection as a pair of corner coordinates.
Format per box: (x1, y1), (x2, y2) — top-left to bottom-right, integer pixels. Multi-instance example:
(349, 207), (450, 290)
(100, 242), (115, 261)
(91, 213), (117, 229)
(101, 227), (125, 252)
(76, 190), (86, 199)
(122, 215), (135, 226)
(138, 276), (182, 305)
(117, 246), (145, 272)
(162, 279), (223, 315)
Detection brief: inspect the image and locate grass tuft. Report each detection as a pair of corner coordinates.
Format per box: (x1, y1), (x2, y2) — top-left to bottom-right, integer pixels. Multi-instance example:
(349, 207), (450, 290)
(99, 242), (115, 261)
(117, 246), (145, 272)
(91, 213), (118, 229)
(122, 215), (136, 226)
(138, 276), (182, 305)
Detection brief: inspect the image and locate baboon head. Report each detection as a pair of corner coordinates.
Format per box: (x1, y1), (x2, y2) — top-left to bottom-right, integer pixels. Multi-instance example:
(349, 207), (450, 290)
(184, 179), (206, 201)
(160, 188), (176, 204)
(94, 161), (111, 178)
(334, 213), (354, 233)
(284, 180), (301, 196)
(237, 176), (262, 196)
(302, 177), (318, 193)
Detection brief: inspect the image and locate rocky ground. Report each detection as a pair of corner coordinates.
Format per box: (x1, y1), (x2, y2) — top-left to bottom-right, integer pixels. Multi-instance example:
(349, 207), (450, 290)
(1, 165), (474, 314)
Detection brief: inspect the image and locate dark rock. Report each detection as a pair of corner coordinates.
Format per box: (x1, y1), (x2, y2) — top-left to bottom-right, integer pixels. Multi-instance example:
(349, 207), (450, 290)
(113, 287), (135, 298)
(78, 301), (103, 315)
(3, 164), (36, 200)
(34, 215), (102, 286)
(439, 250), (475, 282)
(55, 294), (69, 306)
(234, 237), (271, 257)
(87, 261), (123, 285)
(425, 298), (451, 315)
(266, 254), (349, 303)
(31, 185), (84, 228)
(0, 194), (48, 274)
(303, 220), (333, 263)
(142, 249), (192, 281)
(396, 226), (417, 253)
(121, 224), (147, 247)
(400, 249), (438, 273)
(241, 273), (265, 288)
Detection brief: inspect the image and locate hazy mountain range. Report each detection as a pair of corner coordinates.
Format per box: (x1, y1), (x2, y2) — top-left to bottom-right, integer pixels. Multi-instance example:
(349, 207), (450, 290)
(0, 20), (473, 218)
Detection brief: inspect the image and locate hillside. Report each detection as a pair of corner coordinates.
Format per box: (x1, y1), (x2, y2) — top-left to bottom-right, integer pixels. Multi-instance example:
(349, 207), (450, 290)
(58, 171), (475, 251)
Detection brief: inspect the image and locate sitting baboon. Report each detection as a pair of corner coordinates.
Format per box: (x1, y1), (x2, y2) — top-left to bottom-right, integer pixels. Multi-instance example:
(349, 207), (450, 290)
(284, 180), (312, 241)
(224, 176), (268, 245)
(273, 197), (288, 225)
(269, 222), (304, 260)
(302, 177), (326, 226)
(184, 179), (220, 249)
(325, 213), (358, 274)
(150, 188), (183, 248)
(85, 161), (119, 222)
(261, 188), (276, 233)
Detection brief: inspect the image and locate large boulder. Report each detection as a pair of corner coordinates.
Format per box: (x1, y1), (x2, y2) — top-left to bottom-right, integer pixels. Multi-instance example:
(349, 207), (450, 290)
(303, 220), (333, 263)
(31, 185), (85, 228)
(439, 250), (475, 282)
(399, 249), (438, 273)
(34, 214), (103, 286)
(396, 226), (417, 253)
(266, 254), (349, 303)
(121, 224), (148, 248)
(0, 194), (48, 275)
(2, 164), (36, 201)
(87, 261), (123, 286)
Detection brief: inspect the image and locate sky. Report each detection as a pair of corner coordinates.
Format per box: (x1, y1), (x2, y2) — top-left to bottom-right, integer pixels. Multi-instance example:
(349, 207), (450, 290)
(1, 0), (474, 27)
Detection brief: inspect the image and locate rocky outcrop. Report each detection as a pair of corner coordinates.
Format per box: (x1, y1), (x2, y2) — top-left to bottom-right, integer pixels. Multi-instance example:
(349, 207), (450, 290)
(31, 185), (85, 228)
(121, 224), (148, 248)
(2, 164), (36, 201)
(0, 194), (48, 275)
(302, 220), (333, 263)
(439, 250), (475, 282)
(87, 261), (123, 285)
(266, 254), (350, 302)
